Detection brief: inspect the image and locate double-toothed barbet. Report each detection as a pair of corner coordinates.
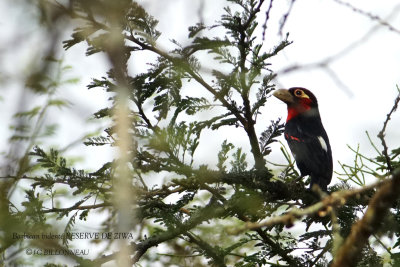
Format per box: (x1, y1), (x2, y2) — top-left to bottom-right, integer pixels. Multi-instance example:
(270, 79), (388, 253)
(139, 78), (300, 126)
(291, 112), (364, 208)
(273, 87), (332, 192)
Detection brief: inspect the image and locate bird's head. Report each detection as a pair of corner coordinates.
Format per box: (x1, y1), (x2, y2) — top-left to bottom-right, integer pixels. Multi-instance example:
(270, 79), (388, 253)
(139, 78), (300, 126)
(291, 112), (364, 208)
(273, 87), (319, 121)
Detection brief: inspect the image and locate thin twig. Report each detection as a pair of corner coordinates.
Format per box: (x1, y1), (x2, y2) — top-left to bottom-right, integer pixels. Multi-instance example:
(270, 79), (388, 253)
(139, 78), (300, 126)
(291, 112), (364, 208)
(279, 0), (296, 35)
(42, 203), (110, 213)
(333, 0), (400, 34)
(377, 88), (400, 172)
(262, 0), (274, 40)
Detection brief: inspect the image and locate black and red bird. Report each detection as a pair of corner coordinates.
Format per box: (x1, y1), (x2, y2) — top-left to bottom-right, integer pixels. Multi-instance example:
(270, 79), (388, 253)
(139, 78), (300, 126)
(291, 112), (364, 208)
(273, 87), (332, 192)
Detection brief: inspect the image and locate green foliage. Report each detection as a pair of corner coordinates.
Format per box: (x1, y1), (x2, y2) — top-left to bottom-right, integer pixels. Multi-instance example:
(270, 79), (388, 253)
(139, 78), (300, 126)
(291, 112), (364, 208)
(3, 1), (400, 267)
(21, 190), (47, 227)
(218, 140), (235, 172)
(259, 118), (285, 156)
(230, 148), (248, 173)
(84, 135), (113, 146)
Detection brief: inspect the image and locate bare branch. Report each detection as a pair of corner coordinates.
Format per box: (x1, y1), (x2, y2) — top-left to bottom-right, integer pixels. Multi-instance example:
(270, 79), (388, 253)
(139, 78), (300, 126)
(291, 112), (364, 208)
(262, 0), (274, 40)
(279, 0), (296, 35)
(42, 203), (110, 214)
(333, 0), (400, 34)
(377, 88), (400, 172)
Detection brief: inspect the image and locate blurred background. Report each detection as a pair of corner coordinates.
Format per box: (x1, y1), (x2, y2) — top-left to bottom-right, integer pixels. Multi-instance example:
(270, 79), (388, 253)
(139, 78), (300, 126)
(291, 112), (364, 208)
(1, 0), (400, 265)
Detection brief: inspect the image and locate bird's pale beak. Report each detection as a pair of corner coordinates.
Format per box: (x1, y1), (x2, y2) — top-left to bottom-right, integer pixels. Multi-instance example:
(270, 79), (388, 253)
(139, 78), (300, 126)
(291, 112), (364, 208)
(273, 89), (294, 104)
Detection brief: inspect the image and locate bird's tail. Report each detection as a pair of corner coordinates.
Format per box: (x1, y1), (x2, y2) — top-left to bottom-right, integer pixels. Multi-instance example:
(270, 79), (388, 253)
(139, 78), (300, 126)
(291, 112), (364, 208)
(310, 175), (328, 192)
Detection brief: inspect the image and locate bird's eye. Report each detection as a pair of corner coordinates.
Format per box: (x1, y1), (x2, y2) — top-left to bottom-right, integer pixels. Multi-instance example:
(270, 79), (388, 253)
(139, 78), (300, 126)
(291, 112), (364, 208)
(295, 89), (303, 96)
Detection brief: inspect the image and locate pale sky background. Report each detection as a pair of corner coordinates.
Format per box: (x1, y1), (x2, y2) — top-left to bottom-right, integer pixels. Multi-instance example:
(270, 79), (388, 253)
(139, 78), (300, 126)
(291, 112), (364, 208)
(1, 0), (400, 264)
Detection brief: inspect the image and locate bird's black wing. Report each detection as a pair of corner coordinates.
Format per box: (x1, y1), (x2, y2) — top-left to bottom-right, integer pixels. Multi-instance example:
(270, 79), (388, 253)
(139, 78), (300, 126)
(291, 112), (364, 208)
(285, 118), (333, 189)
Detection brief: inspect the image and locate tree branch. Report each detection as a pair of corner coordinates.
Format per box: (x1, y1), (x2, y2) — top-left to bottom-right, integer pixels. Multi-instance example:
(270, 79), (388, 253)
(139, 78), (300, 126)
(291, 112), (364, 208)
(332, 168), (400, 267)
(126, 35), (248, 126)
(42, 203), (110, 214)
(262, 0), (274, 40)
(279, 0), (296, 35)
(231, 178), (389, 233)
(377, 88), (400, 172)
(236, 0), (267, 171)
(332, 0), (400, 34)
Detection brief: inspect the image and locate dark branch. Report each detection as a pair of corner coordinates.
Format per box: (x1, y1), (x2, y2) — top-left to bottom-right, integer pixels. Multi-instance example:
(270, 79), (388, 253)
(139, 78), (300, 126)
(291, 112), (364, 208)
(377, 88), (400, 172)
(42, 203), (110, 214)
(279, 0), (296, 35)
(262, 0), (274, 40)
(332, 0), (400, 34)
